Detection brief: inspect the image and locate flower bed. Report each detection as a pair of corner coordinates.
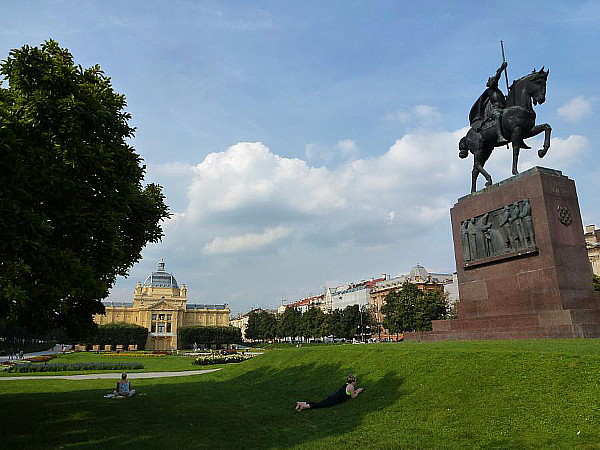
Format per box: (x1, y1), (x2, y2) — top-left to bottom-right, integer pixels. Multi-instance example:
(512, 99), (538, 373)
(102, 352), (165, 357)
(7, 362), (144, 373)
(25, 355), (56, 363)
(193, 354), (253, 366)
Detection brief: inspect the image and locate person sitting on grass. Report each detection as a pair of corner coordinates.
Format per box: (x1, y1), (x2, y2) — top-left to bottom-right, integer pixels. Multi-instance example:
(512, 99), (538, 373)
(114, 373), (136, 398)
(295, 374), (363, 412)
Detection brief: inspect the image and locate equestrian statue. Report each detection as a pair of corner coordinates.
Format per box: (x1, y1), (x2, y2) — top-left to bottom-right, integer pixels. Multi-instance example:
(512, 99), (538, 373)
(459, 57), (552, 193)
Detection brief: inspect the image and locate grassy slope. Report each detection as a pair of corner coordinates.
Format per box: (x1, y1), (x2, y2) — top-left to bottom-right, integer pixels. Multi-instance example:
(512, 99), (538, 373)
(1, 340), (600, 449)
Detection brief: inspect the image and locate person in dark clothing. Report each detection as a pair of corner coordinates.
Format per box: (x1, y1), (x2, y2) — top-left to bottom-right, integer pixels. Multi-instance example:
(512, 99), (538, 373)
(295, 374), (363, 412)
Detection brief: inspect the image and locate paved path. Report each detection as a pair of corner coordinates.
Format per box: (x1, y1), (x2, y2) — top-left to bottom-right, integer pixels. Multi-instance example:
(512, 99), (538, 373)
(0, 344), (70, 362)
(0, 368), (221, 381)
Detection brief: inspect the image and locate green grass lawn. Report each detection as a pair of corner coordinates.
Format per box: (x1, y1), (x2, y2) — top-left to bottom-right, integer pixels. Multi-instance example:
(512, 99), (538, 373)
(2, 340), (600, 449)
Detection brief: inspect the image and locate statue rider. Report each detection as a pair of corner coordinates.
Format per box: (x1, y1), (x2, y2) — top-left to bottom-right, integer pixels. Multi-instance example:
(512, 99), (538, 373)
(486, 61), (508, 143)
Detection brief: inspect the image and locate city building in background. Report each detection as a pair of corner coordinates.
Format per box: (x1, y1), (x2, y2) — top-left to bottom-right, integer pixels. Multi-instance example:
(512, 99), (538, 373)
(268, 264), (454, 341)
(326, 277), (386, 311)
(286, 294), (326, 313)
(585, 224), (600, 276)
(94, 260), (229, 350)
(234, 224), (599, 340)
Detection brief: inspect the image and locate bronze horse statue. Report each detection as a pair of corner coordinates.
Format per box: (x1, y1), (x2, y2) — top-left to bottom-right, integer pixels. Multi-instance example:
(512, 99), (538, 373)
(459, 68), (552, 193)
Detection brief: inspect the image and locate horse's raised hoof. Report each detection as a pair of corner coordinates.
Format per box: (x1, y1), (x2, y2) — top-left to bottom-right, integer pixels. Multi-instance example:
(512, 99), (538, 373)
(485, 180), (492, 187)
(538, 147), (548, 158)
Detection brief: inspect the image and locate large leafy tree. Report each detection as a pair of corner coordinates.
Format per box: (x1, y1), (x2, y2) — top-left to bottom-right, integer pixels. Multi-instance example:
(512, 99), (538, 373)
(300, 306), (325, 339)
(277, 307), (301, 341)
(259, 311), (278, 341)
(245, 312), (260, 341)
(414, 290), (448, 331)
(0, 41), (169, 337)
(381, 282), (447, 334)
(320, 308), (343, 338)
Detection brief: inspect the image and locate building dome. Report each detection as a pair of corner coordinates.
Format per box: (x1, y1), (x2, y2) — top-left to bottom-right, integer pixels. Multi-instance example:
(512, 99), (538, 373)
(143, 259), (179, 288)
(408, 264), (429, 281)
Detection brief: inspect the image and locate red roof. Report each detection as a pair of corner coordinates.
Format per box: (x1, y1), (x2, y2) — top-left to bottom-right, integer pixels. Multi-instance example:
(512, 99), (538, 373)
(288, 294), (324, 308)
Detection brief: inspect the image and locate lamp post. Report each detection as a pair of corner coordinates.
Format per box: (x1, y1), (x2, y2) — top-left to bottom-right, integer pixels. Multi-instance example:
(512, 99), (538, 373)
(359, 304), (370, 342)
(359, 306), (363, 342)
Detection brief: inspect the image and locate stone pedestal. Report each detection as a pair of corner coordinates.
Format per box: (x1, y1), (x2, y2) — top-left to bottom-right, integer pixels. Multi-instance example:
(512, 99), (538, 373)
(406, 167), (600, 341)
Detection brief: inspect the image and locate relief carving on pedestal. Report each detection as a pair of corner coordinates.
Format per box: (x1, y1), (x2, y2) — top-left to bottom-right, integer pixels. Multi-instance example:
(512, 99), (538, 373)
(461, 198), (537, 264)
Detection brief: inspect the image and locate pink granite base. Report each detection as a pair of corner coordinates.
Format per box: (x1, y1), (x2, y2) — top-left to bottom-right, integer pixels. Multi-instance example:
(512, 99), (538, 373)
(405, 167), (600, 341)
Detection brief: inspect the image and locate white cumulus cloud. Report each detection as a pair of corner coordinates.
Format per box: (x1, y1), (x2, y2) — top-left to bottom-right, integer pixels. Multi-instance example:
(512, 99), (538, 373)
(166, 131), (467, 257)
(336, 139), (358, 160)
(557, 96), (593, 122)
(161, 127), (589, 261)
(203, 226), (292, 255)
(386, 104), (442, 128)
(186, 142), (346, 223)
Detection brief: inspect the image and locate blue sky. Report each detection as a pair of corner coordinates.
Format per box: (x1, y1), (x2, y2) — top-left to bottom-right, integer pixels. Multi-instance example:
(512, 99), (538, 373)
(2, 1), (599, 313)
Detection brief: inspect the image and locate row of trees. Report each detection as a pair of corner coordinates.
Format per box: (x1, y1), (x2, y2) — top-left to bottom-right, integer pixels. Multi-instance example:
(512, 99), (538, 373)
(246, 304), (373, 342)
(178, 326), (242, 349)
(245, 282), (449, 342)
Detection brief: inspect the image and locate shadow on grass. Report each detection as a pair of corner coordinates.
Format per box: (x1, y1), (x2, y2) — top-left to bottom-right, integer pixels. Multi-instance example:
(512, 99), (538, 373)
(0, 363), (404, 449)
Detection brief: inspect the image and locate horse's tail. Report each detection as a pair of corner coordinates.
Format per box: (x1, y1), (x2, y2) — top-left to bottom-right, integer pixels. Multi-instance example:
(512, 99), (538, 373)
(458, 137), (469, 159)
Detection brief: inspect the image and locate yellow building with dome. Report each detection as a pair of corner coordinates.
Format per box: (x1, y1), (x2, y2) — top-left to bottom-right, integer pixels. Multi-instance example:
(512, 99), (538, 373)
(94, 260), (229, 350)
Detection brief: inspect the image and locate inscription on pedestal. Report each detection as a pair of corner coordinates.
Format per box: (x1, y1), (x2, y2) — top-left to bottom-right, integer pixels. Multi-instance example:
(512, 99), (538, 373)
(461, 198), (537, 266)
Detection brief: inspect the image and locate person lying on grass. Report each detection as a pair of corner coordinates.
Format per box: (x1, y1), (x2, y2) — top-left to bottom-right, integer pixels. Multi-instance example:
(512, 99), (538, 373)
(295, 374), (363, 412)
(114, 373), (136, 398)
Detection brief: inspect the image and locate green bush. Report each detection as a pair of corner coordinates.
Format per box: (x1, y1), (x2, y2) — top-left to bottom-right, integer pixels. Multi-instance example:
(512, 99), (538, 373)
(178, 326), (241, 349)
(90, 323), (148, 350)
(193, 354), (252, 365)
(8, 362), (143, 373)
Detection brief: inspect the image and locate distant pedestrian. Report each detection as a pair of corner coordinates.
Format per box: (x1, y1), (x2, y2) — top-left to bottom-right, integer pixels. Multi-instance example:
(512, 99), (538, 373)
(19, 350), (24, 360)
(295, 374), (364, 412)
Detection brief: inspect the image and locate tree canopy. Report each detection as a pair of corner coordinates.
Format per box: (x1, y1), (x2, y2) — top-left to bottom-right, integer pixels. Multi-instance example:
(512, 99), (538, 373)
(178, 326), (242, 349)
(381, 282), (448, 333)
(0, 41), (169, 337)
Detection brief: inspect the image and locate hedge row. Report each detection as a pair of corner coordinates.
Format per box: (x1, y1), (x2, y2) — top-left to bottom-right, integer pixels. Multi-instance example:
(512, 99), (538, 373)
(193, 354), (252, 365)
(83, 323), (148, 350)
(7, 362), (144, 373)
(178, 326), (242, 349)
